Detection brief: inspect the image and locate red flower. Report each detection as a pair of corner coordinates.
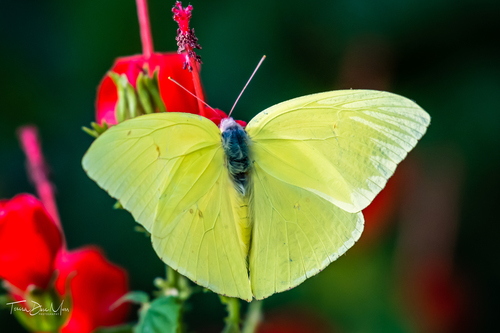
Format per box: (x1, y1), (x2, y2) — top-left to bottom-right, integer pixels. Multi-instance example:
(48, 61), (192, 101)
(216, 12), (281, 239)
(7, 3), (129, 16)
(55, 248), (130, 333)
(96, 52), (199, 126)
(0, 194), (130, 333)
(0, 194), (62, 292)
(96, 1), (248, 129)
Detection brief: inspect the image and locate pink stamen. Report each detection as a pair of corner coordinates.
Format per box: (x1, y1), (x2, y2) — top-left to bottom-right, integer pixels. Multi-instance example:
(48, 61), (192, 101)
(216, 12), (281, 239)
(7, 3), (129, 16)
(229, 55), (266, 117)
(172, 1), (205, 116)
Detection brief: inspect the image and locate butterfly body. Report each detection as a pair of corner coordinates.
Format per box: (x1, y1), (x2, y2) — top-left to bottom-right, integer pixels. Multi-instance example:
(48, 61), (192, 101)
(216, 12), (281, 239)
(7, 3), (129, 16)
(220, 118), (252, 196)
(83, 89), (430, 301)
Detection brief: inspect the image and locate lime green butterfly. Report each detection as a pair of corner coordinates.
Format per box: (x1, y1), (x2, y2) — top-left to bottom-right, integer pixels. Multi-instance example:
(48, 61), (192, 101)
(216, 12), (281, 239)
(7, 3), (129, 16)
(82, 89), (430, 301)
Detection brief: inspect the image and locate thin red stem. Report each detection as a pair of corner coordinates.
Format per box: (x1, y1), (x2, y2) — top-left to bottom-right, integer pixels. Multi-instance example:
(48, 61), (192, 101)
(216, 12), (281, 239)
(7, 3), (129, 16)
(189, 59), (206, 117)
(18, 126), (62, 233)
(136, 0), (154, 58)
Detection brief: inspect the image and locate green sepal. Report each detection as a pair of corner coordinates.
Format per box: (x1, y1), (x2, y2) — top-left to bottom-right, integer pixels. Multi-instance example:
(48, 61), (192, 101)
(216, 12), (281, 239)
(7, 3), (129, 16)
(136, 72), (154, 114)
(144, 70), (167, 113)
(134, 225), (151, 237)
(9, 285), (70, 333)
(113, 201), (124, 210)
(82, 126), (98, 138)
(112, 291), (150, 309)
(82, 121), (109, 139)
(134, 296), (180, 333)
(109, 73), (130, 123)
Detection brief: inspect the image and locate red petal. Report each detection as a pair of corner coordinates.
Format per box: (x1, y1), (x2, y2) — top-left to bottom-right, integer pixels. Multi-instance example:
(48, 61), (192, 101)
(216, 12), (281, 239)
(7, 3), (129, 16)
(0, 194), (62, 291)
(235, 120), (247, 128)
(95, 53), (199, 126)
(55, 247), (129, 333)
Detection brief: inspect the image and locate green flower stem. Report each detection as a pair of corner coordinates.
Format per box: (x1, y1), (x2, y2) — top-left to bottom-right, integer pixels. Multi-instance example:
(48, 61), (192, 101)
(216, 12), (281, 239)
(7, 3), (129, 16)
(166, 265), (192, 333)
(167, 265), (178, 290)
(220, 296), (241, 333)
(242, 301), (263, 333)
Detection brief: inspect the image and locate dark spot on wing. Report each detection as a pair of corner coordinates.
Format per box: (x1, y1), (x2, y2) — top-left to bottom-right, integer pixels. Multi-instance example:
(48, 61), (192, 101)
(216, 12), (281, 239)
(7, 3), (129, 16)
(189, 209), (193, 214)
(127, 130), (132, 136)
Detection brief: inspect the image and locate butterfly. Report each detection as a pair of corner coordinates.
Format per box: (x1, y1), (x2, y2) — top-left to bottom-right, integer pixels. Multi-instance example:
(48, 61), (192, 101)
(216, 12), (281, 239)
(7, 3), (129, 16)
(82, 89), (430, 301)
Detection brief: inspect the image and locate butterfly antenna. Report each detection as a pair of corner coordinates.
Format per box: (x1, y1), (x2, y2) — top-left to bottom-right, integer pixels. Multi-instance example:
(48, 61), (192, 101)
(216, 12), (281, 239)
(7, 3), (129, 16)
(168, 77), (216, 112)
(228, 55), (266, 118)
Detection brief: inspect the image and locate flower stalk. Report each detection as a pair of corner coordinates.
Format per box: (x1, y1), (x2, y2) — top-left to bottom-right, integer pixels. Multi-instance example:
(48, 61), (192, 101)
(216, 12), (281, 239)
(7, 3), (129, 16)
(242, 301), (263, 333)
(220, 296), (241, 333)
(17, 126), (62, 235)
(136, 0), (154, 58)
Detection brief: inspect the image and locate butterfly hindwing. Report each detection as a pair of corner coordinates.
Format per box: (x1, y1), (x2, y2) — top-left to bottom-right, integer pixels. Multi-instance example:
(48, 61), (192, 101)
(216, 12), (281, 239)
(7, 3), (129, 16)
(249, 163), (364, 300)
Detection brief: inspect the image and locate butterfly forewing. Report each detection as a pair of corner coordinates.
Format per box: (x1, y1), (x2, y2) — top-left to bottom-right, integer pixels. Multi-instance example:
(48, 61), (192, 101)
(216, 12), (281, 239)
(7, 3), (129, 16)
(246, 89), (430, 213)
(83, 113), (252, 301)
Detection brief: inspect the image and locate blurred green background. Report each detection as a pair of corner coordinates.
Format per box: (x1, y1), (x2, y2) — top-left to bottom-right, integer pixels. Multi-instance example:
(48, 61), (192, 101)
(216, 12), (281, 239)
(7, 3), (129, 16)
(1, 0), (499, 332)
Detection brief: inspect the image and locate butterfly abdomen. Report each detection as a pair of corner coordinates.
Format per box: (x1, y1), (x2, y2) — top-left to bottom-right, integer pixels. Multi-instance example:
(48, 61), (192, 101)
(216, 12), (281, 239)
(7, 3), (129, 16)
(220, 118), (251, 195)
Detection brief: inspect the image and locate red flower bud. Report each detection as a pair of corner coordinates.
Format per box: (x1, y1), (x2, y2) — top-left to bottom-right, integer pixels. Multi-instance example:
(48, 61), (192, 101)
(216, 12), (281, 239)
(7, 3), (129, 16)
(96, 53), (200, 126)
(55, 247), (130, 333)
(0, 194), (62, 292)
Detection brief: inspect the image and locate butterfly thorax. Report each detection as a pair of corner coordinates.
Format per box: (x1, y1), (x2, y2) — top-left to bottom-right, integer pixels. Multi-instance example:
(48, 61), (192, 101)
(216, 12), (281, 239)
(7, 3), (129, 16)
(220, 118), (251, 195)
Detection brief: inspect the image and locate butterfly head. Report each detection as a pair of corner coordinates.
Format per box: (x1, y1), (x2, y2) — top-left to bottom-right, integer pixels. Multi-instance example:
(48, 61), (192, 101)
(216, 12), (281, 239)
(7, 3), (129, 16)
(219, 117), (243, 133)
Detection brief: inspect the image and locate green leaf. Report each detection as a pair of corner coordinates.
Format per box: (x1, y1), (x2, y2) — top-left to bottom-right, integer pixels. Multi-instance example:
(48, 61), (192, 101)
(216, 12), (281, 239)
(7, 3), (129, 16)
(135, 296), (180, 333)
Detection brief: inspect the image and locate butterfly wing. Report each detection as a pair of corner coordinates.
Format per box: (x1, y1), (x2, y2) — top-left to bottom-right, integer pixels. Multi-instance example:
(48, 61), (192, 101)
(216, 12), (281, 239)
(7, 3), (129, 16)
(246, 89), (429, 299)
(82, 113), (252, 300)
(246, 89), (430, 213)
(249, 163), (364, 299)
